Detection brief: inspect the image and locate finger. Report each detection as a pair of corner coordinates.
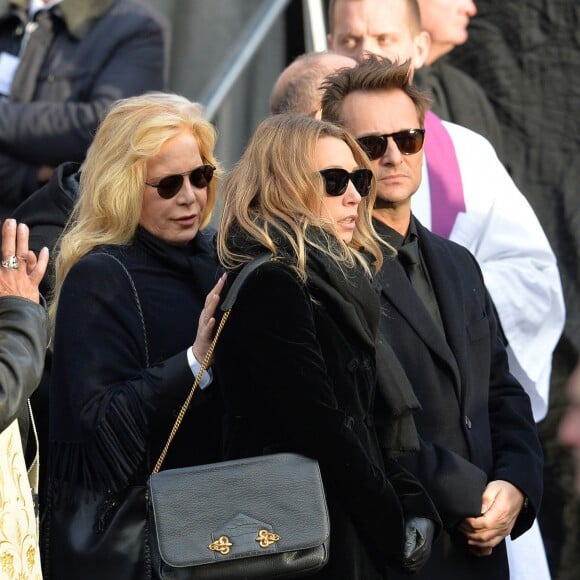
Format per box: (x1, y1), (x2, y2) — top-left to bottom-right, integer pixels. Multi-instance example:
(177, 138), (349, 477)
(203, 292), (221, 321)
(467, 536), (503, 549)
(1, 219), (16, 259)
(205, 273), (227, 306)
(25, 250), (38, 275)
(214, 272), (227, 292)
(459, 516), (486, 533)
(465, 528), (505, 546)
(29, 247), (49, 287)
(15, 223), (30, 262)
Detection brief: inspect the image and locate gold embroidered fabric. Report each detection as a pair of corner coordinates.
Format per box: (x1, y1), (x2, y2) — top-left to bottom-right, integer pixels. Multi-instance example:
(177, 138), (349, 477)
(0, 420), (42, 579)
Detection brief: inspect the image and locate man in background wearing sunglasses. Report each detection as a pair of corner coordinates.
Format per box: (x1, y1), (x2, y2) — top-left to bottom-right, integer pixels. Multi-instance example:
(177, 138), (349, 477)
(321, 55), (544, 580)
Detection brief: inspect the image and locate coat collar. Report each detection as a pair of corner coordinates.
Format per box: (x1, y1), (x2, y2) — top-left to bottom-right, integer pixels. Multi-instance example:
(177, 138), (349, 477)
(375, 216), (463, 396)
(7, 0), (116, 38)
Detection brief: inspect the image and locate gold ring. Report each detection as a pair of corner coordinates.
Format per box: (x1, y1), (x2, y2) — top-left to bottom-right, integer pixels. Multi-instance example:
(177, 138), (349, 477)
(1, 256), (19, 270)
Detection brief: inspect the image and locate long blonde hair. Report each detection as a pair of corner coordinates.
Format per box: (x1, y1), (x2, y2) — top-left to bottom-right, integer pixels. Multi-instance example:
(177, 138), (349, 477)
(217, 114), (388, 279)
(51, 92), (219, 322)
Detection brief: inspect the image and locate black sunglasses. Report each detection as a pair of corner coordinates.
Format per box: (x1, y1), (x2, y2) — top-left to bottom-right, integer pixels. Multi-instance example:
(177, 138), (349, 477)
(319, 168), (373, 197)
(357, 129), (425, 160)
(145, 164), (215, 199)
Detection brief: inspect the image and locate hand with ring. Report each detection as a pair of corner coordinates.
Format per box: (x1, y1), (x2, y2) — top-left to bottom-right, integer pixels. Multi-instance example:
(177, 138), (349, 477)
(1, 219), (49, 303)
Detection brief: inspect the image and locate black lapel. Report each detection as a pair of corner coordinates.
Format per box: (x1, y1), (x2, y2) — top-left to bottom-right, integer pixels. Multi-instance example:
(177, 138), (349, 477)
(415, 220), (471, 394)
(379, 241), (462, 398)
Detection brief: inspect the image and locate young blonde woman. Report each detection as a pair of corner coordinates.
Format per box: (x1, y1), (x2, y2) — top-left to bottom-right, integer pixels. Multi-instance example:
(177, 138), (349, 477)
(215, 114), (440, 579)
(46, 93), (224, 579)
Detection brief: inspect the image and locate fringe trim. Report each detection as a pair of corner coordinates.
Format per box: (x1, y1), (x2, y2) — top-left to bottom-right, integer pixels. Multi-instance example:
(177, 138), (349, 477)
(49, 384), (148, 500)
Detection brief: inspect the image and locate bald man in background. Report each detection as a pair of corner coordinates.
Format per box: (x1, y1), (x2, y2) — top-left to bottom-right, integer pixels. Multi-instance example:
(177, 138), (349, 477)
(270, 51), (356, 117)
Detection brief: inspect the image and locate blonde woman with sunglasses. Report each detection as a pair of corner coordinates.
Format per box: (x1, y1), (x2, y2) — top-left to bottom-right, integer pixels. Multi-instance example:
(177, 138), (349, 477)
(46, 93), (225, 580)
(215, 114), (440, 580)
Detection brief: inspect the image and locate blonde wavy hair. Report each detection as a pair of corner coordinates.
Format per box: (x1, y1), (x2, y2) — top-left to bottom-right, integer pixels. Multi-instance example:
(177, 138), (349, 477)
(50, 92), (219, 323)
(217, 113), (389, 279)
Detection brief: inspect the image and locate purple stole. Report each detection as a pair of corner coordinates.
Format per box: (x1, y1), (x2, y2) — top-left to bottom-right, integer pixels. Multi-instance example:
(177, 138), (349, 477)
(424, 111), (466, 239)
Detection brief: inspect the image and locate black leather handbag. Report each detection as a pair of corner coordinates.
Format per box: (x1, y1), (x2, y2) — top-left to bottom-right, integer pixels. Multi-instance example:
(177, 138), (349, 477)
(149, 453), (329, 579)
(147, 255), (330, 579)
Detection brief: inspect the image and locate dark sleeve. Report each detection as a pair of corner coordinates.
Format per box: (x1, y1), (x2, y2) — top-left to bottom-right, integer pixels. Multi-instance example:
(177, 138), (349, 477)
(484, 287), (543, 538)
(50, 254), (196, 491)
(396, 439), (488, 529)
(0, 297), (49, 431)
(0, 11), (168, 164)
(219, 263), (409, 560)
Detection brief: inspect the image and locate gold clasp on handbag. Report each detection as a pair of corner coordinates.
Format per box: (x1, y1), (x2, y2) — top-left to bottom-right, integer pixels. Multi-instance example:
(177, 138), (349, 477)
(255, 529), (280, 548)
(208, 535), (233, 555)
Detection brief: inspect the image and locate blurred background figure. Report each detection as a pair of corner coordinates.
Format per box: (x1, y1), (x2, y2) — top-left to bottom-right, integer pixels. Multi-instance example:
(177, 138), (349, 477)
(559, 361), (580, 494)
(0, 0), (169, 216)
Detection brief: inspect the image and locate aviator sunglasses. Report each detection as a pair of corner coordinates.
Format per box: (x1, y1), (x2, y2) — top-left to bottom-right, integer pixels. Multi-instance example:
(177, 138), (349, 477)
(319, 168), (373, 197)
(146, 163), (216, 199)
(357, 129), (425, 160)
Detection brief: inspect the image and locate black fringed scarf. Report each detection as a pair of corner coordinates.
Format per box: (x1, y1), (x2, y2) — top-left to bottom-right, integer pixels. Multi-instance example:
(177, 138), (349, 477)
(303, 240), (421, 458)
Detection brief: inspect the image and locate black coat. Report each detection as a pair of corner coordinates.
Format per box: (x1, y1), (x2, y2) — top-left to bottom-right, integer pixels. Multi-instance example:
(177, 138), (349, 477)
(376, 218), (543, 579)
(46, 228), (223, 579)
(215, 252), (439, 580)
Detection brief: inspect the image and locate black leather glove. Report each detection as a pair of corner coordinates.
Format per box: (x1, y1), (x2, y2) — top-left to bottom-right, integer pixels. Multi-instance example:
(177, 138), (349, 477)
(401, 516), (436, 572)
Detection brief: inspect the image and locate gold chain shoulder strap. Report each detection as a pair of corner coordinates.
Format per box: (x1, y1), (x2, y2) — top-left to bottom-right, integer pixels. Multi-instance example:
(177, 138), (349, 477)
(152, 309), (231, 474)
(152, 252), (273, 475)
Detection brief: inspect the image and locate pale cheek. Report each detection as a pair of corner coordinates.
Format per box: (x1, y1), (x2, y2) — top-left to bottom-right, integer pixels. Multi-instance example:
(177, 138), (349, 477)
(322, 199), (342, 223)
(140, 198), (172, 232)
(198, 194), (208, 215)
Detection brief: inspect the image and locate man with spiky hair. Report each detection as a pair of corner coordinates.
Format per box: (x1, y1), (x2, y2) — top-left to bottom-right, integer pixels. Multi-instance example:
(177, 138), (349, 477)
(321, 55), (543, 580)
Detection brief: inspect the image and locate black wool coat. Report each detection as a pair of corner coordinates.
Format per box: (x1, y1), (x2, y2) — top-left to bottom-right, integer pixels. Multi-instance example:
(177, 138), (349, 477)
(376, 218), (543, 580)
(46, 228), (223, 580)
(215, 253), (439, 580)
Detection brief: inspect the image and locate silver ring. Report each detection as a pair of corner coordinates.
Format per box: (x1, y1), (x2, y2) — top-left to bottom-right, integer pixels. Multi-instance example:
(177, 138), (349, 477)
(1, 255), (19, 270)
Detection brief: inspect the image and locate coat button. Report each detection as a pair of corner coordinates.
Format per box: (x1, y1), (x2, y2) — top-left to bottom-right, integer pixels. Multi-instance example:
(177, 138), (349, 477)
(347, 359), (359, 372)
(464, 416), (472, 429)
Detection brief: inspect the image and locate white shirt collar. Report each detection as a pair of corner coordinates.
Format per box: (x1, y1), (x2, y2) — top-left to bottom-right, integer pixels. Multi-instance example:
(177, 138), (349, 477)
(28, 0), (63, 18)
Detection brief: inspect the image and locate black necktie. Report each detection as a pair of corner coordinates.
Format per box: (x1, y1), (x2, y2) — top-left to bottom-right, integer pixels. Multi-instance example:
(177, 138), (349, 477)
(397, 239), (445, 334)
